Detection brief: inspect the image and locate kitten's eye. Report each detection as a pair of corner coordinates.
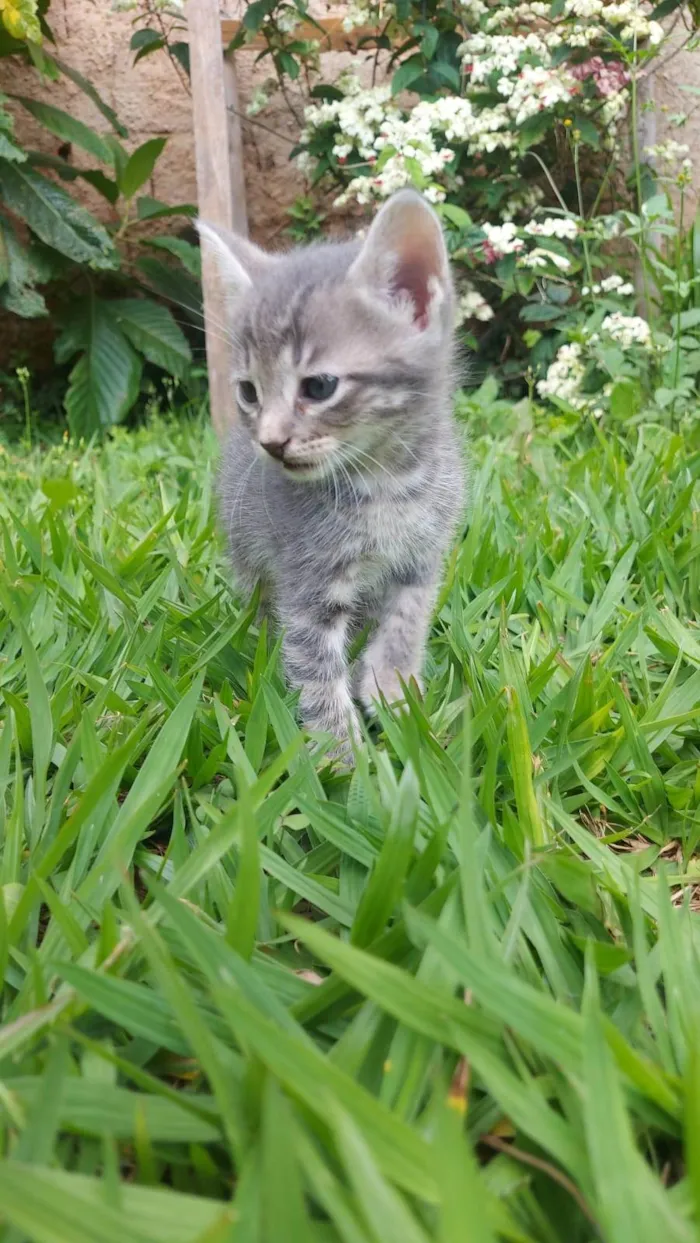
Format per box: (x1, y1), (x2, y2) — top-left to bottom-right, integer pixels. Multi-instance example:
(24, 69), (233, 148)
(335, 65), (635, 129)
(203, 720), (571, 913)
(300, 374), (339, 402)
(237, 380), (258, 407)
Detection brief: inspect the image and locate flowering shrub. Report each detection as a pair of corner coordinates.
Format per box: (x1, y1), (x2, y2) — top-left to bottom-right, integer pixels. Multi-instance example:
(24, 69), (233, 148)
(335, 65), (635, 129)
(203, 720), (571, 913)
(243, 0), (700, 411)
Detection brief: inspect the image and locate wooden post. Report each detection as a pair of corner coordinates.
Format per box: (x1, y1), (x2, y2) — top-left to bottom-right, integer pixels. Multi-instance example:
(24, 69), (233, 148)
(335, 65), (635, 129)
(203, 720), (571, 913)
(188, 0), (247, 438)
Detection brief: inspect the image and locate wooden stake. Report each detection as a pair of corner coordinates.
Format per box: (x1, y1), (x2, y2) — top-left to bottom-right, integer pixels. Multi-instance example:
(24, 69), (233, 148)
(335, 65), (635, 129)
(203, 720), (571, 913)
(189, 0), (248, 438)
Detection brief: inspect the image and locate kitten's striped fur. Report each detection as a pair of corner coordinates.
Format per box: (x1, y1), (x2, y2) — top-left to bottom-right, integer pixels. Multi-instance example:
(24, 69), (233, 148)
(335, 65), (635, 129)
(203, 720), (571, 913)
(200, 190), (465, 753)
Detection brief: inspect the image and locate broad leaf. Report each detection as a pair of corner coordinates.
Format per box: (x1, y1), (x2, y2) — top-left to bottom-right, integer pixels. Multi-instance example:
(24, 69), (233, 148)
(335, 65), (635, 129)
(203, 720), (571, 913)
(136, 196), (197, 221)
(0, 219), (47, 317)
(0, 158), (117, 268)
(118, 137), (167, 200)
(145, 235), (201, 276)
(12, 96), (113, 164)
(51, 56), (128, 138)
(111, 297), (192, 379)
(64, 300), (142, 435)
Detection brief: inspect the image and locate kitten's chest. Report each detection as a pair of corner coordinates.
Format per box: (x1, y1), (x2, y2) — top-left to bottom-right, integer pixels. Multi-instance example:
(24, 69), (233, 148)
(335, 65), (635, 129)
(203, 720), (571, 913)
(331, 493), (427, 580)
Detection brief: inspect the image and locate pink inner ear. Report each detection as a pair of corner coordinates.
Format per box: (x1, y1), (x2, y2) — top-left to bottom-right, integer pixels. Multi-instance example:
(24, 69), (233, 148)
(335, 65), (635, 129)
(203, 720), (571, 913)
(392, 255), (432, 330)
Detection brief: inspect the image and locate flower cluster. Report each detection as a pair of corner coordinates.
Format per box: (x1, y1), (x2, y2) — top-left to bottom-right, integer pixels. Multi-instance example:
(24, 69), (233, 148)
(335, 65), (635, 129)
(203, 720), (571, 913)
(537, 343), (588, 408)
(599, 312), (652, 348)
(537, 308), (658, 410)
(582, 274), (635, 296)
(457, 285), (495, 324)
(569, 56), (630, 96)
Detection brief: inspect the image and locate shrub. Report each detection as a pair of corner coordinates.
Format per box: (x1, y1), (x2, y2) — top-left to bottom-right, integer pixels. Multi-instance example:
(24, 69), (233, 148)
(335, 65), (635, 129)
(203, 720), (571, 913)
(0, 0), (201, 435)
(241, 0), (700, 409)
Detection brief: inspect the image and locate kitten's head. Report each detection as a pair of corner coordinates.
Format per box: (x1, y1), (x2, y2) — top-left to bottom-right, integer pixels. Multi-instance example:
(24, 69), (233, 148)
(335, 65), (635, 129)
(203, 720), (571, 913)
(198, 190), (454, 481)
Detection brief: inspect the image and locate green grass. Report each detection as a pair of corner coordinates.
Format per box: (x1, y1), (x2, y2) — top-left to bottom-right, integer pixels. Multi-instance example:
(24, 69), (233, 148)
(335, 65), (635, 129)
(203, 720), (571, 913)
(0, 392), (699, 1243)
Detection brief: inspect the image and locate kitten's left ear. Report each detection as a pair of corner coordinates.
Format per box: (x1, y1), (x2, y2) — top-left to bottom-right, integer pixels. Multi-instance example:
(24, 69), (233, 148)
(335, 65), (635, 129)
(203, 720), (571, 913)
(196, 220), (271, 296)
(348, 189), (450, 330)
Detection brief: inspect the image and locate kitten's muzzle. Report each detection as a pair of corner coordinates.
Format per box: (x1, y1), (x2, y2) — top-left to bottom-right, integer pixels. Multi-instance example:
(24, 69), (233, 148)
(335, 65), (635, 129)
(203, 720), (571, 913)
(260, 436), (290, 462)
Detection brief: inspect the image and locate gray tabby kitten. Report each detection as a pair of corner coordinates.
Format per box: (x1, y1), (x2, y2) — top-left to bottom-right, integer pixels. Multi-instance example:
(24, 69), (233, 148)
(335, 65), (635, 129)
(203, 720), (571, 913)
(199, 189), (464, 752)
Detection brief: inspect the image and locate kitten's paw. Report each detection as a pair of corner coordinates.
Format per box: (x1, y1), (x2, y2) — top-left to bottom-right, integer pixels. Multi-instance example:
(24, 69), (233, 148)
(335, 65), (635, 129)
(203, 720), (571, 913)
(305, 709), (361, 769)
(325, 737), (356, 769)
(357, 665), (419, 713)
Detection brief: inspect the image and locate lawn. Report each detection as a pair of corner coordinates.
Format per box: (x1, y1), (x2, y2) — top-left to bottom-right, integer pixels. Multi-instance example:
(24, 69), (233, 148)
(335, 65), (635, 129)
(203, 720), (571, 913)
(0, 391), (699, 1243)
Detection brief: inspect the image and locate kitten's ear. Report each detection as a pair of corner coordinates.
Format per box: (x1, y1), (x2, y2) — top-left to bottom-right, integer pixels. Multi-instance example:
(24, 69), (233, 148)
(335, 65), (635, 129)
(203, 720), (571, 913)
(348, 189), (450, 330)
(196, 220), (271, 295)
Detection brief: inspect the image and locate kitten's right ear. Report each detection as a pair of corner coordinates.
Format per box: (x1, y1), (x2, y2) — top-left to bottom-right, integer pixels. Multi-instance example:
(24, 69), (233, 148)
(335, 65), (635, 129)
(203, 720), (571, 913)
(196, 220), (270, 295)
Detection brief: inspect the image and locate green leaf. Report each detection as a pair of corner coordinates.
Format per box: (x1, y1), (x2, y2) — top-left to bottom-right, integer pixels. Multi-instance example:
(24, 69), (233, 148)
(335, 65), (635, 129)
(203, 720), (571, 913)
(136, 256), (203, 323)
(52, 57), (128, 138)
(0, 159), (117, 268)
(391, 56), (424, 96)
(118, 137), (167, 200)
(571, 113), (600, 149)
(130, 28), (165, 62)
(582, 961), (689, 1243)
(610, 379), (641, 420)
(0, 130), (27, 162)
(64, 300), (142, 436)
(0, 1162), (236, 1243)
(145, 236), (201, 276)
(136, 196), (197, 222)
(678, 308), (700, 330)
(111, 298), (192, 379)
(7, 1077), (220, 1143)
(0, 220), (47, 317)
(12, 96), (113, 164)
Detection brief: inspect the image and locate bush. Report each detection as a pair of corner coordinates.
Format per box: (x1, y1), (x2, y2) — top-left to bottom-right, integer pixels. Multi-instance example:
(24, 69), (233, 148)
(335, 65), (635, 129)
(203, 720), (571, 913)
(0, 0), (201, 435)
(241, 0), (700, 411)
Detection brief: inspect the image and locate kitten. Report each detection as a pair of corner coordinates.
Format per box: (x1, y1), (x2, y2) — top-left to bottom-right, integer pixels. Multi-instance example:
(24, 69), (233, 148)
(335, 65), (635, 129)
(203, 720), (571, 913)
(199, 189), (465, 754)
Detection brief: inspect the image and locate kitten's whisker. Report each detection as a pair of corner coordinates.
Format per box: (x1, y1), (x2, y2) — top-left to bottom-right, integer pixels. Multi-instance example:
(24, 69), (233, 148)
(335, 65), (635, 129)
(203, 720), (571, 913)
(393, 434), (420, 464)
(340, 444), (402, 487)
(260, 456), (279, 536)
(333, 454), (361, 514)
(230, 454), (258, 542)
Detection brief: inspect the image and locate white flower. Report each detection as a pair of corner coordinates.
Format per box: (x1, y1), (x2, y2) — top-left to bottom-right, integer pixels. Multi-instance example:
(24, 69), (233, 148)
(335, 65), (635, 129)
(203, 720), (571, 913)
(277, 5), (301, 32)
(598, 274), (635, 296)
(537, 342), (588, 407)
(520, 247), (571, 271)
(482, 221), (525, 254)
(457, 285), (494, 323)
(600, 312), (651, 348)
(645, 140), (690, 165)
(525, 216), (579, 240)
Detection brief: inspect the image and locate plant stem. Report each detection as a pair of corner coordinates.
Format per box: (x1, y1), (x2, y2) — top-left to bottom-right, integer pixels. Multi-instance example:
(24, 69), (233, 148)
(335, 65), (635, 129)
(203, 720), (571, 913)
(673, 185), (685, 397)
(630, 41), (655, 340)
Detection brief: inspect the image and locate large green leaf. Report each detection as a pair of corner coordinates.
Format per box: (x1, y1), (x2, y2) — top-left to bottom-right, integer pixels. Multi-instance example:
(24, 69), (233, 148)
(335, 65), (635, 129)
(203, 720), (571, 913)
(64, 300), (142, 436)
(137, 255), (203, 324)
(118, 137), (167, 200)
(111, 297), (192, 379)
(12, 96), (113, 164)
(0, 130), (26, 162)
(51, 56), (128, 138)
(0, 158), (117, 268)
(0, 219), (47, 317)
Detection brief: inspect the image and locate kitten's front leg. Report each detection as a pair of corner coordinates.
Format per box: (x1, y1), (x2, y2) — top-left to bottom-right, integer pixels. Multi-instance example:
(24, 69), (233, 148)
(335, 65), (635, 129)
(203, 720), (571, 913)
(356, 581), (436, 710)
(280, 600), (359, 749)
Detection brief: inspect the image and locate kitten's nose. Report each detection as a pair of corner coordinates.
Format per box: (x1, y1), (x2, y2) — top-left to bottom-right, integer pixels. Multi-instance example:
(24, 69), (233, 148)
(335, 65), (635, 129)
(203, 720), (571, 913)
(260, 437), (290, 461)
